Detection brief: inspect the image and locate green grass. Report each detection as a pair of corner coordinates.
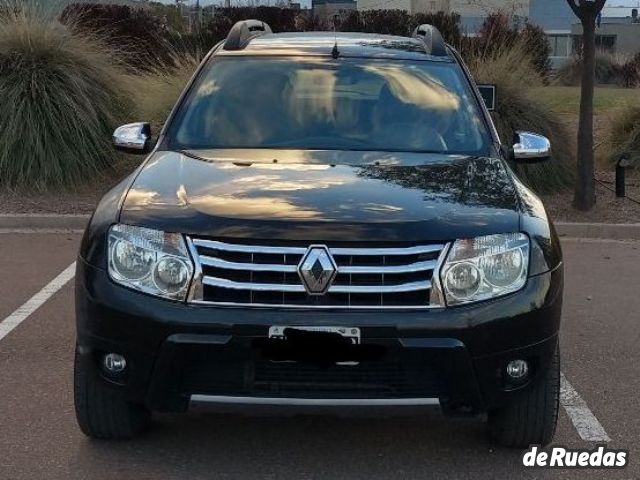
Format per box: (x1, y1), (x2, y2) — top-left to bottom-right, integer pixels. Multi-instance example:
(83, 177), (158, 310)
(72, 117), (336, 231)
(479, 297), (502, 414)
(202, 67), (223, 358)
(532, 86), (640, 115)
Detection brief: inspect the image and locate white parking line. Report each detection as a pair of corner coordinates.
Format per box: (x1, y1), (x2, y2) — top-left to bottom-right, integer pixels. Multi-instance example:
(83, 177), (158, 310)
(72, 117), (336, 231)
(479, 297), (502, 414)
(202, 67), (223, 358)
(560, 372), (611, 442)
(0, 262), (76, 342)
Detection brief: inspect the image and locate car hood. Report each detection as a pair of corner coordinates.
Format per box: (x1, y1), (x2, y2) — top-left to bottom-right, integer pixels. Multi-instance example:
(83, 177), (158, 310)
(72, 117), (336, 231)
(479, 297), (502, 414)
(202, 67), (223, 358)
(120, 149), (522, 243)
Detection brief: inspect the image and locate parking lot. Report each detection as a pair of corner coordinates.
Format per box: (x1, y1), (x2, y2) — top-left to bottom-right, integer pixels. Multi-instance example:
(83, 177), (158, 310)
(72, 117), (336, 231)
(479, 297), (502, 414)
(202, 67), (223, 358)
(0, 230), (638, 479)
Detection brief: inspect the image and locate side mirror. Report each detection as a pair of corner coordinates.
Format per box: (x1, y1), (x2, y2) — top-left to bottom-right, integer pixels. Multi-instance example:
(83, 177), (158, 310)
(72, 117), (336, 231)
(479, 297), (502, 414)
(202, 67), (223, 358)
(512, 131), (550, 163)
(113, 122), (152, 154)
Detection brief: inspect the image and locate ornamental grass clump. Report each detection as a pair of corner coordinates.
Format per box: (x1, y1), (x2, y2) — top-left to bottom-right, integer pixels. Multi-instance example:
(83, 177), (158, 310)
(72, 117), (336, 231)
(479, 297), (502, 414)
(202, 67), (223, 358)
(465, 40), (575, 193)
(124, 54), (200, 131)
(0, 2), (129, 189)
(555, 52), (628, 87)
(608, 106), (640, 165)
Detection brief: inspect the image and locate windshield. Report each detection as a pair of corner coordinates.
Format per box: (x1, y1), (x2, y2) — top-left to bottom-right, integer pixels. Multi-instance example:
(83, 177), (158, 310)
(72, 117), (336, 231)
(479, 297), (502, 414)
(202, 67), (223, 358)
(169, 57), (490, 155)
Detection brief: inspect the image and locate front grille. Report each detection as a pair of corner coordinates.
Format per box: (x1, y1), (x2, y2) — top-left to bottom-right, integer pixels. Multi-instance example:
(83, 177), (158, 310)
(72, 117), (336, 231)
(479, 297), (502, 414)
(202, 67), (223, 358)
(180, 356), (446, 399)
(187, 238), (448, 309)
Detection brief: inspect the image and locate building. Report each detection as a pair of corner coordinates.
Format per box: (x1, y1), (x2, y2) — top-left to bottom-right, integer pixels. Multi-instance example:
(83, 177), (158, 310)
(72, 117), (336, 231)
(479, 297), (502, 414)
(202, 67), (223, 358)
(447, 0), (640, 68)
(529, 0), (640, 67)
(602, 5), (640, 20)
(357, 0), (449, 14)
(528, 0), (575, 68)
(571, 13), (640, 59)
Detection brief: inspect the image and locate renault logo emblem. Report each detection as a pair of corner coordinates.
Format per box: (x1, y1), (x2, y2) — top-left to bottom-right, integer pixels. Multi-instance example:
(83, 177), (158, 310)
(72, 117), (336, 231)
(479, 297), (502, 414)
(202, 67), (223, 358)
(298, 246), (337, 295)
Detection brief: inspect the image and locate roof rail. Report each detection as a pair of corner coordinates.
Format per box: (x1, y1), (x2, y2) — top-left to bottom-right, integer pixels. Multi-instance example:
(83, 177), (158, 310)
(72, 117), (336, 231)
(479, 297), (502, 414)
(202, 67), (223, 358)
(411, 24), (448, 57)
(223, 20), (272, 51)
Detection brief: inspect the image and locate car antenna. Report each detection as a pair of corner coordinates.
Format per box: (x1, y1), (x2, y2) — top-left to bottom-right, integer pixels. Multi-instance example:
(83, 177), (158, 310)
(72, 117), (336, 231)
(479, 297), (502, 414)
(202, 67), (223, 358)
(331, 14), (340, 59)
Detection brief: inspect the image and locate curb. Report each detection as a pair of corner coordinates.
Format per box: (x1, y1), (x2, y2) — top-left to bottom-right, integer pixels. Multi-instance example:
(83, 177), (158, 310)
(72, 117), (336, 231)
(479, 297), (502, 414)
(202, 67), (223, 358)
(0, 215), (640, 240)
(555, 222), (640, 241)
(0, 214), (90, 230)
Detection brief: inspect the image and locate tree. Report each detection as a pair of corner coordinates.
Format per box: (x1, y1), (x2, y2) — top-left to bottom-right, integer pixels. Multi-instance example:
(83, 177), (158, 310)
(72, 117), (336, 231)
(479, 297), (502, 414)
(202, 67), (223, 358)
(566, 0), (607, 211)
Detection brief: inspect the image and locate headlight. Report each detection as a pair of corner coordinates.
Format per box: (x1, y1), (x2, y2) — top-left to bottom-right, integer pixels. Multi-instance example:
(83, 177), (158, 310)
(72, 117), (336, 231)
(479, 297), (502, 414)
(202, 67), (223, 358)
(108, 224), (194, 300)
(441, 233), (529, 306)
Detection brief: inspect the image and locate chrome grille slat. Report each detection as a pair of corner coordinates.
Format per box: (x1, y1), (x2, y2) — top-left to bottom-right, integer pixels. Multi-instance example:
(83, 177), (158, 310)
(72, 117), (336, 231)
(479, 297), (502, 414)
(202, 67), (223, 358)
(202, 276), (431, 294)
(340, 260), (437, 274)
(200, 256), (298, 272)
(193, 239), (307, 255)
(188, 237), (448, 309)
(203, 277), (306, 292)
(330, 281), (431, 294)
(192, 238), (444, 257)
(330, 245), (445, 256)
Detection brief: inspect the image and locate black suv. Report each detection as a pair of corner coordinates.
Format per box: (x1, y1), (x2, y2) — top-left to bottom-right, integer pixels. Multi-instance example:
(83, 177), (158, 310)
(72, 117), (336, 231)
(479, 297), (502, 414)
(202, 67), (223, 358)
(75, 21), (563, 448)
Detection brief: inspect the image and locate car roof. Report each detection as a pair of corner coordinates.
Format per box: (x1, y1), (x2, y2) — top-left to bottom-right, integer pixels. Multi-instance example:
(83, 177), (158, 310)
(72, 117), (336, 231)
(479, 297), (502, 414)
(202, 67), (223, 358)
(215, 32), (454, 62)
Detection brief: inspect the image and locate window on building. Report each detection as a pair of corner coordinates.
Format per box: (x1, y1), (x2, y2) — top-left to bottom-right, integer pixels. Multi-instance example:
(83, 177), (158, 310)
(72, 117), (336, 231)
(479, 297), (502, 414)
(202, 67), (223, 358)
(597, 35), (617, 52)
(572, 35), (617, 54)
(548, 34), (570, 57)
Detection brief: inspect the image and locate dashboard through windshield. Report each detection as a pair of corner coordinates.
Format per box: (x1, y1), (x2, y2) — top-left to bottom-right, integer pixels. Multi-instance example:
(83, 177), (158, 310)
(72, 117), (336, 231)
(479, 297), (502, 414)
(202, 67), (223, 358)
(168, 56), (491, 156)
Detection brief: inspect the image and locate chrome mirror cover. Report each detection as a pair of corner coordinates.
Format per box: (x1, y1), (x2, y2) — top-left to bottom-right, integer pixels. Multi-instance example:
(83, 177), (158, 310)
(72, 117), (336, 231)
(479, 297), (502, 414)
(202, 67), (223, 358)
(513, 131), (551, 162)
(113, 122), (151, 153)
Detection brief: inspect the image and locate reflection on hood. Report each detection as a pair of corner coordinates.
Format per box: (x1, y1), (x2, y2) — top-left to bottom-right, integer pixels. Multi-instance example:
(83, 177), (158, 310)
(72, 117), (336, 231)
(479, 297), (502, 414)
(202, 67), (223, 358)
(120, 150), (522, 242)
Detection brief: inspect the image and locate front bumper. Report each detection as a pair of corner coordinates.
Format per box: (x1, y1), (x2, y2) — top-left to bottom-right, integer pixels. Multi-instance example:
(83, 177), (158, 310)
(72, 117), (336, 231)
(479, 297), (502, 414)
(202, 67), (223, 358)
(75, 257), (563, 414)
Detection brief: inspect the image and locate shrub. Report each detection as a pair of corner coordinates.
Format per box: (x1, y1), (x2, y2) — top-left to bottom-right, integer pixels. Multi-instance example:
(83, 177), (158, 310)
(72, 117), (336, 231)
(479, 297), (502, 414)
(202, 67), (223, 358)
(331, 10), (462, 44)
(608, 106), (640, 164)
(520, 23), (551, 77)
(555, 52), (625, 86)
(592, 53), (624, 85)
(203, 6), (300, 43)
(331, 9), (361, 32)
(0, 3), (14, 19)
(60, 3), (172, 71)
(620, 52), (640, 88)
(0, 3), (129, 189)
(477, 12), (519, 48)
(148, 2), (187, 34)
(464, 13), (550, 77)
(342, 9), (412, 35)
(162, 30), (221, 62)
(467, 40), (574, 193)
(125, 56), (200, 131)
(197, 8), (462, 52)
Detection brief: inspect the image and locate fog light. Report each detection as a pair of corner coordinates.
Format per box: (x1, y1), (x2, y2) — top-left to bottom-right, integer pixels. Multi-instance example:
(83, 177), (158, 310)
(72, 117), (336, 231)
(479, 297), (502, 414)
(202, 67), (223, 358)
(506, 359), (529, 380)
(103, 353), (127, 373)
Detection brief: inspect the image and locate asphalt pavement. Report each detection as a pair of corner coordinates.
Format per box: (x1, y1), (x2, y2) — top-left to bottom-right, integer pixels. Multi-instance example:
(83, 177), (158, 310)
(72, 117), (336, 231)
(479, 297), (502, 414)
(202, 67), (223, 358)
(0, 231), (639, 479)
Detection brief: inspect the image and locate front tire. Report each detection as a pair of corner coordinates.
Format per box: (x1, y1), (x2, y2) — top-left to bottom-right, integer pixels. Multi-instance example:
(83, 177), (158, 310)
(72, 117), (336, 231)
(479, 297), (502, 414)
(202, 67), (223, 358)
(487, 345), (560, 448)
(74, 346), (151, 439)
